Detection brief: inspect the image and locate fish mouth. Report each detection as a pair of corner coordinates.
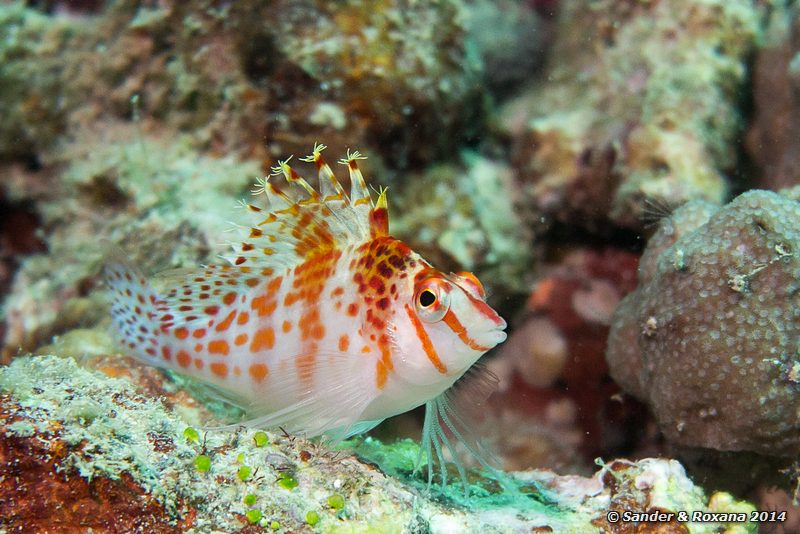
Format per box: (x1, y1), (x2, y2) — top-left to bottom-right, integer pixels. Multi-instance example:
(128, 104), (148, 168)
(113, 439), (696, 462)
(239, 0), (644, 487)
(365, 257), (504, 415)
(491, 329), (508, 344)
(485, 326), (507, 346)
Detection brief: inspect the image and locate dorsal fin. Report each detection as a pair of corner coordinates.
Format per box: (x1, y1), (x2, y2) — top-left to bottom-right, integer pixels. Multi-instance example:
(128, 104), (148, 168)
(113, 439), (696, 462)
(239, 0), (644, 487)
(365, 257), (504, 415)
(225, 144), (389, 270)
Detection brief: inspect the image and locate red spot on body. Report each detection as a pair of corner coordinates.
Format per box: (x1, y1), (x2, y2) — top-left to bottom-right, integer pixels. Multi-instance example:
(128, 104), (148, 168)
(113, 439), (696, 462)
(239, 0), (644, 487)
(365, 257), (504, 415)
(368, 276), (385, 294)
(268, 276), (283, 293)
(237, 311), (250, 325)
(208, 339), (230, 356)
(177, 350), (191, 368)
(347, 303), (359, 316)
(210, 362), (229, 378)
(376, 334), (394, 386)
(223, 292), (237, 305)
(376, 360), (388, 389)
(252, 295), (277, 317)
(377, 261), (393, 278)
(313, 324), (325, 339)
(251, 327), (275, 351)
(192, 328), (206, 339)
(194, 358), (204, 369)
(235, 333), (248, 346)
(161, 346), (172, 361)
(282, 320), (292, 333)
(215, 310), (237, 332)
(249, 363), (269, 383)
(174, 327), (189, 340)
(299, 308), (324, 341)
(338, 335), (349, 352)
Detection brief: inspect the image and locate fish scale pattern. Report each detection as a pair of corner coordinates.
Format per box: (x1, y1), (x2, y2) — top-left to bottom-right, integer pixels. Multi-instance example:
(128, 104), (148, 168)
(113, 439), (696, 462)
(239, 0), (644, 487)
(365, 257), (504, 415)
(607, 190), (800, 455)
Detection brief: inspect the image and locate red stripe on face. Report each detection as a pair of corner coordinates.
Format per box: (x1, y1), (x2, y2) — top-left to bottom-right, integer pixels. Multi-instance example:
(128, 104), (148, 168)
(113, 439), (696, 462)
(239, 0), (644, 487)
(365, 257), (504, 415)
(404, 304), (447, 374)
(462, 290), (505, 327)
(442, 309), (491, 352)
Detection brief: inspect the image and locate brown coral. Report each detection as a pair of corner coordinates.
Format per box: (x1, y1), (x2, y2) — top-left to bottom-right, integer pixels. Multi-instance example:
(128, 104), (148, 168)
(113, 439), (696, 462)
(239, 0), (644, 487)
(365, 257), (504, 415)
(607, 190), (800, 455)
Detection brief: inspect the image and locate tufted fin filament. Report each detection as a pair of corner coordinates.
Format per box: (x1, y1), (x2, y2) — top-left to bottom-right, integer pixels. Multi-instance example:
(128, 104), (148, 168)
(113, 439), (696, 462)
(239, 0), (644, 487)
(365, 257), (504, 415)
(228, 145), (389, 270)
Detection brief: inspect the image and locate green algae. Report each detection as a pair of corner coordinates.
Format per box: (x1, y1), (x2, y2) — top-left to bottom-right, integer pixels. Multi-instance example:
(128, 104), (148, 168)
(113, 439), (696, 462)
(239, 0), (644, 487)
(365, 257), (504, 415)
(194, 454), (211, 473)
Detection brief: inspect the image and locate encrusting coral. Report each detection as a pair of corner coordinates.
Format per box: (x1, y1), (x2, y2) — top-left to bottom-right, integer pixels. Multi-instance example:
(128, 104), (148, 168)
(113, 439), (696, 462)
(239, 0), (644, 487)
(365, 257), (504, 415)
(500, 0), (763, 229)
(607, 189), (800, 456)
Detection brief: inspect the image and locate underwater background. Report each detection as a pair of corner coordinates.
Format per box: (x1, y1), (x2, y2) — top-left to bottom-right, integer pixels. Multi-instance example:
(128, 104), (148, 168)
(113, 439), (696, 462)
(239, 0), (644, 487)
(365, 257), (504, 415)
(1, 0), (798, 532)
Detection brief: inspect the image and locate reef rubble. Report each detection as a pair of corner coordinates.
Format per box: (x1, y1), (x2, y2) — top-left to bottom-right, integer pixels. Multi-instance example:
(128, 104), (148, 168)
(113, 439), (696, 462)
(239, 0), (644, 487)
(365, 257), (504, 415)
(0, 351), (755, 533)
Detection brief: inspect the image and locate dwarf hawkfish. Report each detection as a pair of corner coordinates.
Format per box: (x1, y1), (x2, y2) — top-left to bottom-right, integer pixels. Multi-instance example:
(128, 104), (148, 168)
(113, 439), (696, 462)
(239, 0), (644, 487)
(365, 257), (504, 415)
(105, 144), (508, 491)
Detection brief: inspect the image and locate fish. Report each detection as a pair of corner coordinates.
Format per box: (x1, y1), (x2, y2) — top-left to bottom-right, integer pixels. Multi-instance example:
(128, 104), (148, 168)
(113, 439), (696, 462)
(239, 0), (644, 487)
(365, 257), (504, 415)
(104, 144), (507, 490)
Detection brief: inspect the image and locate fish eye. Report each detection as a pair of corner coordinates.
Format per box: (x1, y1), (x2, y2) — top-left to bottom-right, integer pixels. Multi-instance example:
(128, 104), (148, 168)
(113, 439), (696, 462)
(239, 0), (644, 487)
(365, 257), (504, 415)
(419, 289), (436, 308)
(414, 281), (450, 322)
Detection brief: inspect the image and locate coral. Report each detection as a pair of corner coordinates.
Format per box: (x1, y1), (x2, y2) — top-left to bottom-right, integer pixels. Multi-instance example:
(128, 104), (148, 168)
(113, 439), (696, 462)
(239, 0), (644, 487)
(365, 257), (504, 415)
(270, 0), (485, 165)
(0, 0), (488, 167)
(0, 3), (83, 159)
(500, 0), (763, 229)
(0, 352), (756, 532)
(607, 190), (800, 456)
(390, 152), (533, 294)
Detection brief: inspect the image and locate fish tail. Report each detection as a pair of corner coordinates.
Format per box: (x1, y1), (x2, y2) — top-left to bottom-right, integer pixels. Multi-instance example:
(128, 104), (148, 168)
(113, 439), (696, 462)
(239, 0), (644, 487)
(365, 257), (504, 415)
(103, 247), (164, 364)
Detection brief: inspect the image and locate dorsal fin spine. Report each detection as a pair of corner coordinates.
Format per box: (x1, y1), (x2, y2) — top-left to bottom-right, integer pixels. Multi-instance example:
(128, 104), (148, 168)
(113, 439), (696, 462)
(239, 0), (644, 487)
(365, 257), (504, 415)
(301, 143), (346, 202)
(370, 188), (389, 238)
(339, 150), (371, 206)
(227, 146), (382, 270)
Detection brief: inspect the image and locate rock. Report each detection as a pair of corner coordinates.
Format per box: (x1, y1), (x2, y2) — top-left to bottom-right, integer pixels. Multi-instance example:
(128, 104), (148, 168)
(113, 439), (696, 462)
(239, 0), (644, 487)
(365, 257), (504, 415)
(607, 190), (800, 456)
